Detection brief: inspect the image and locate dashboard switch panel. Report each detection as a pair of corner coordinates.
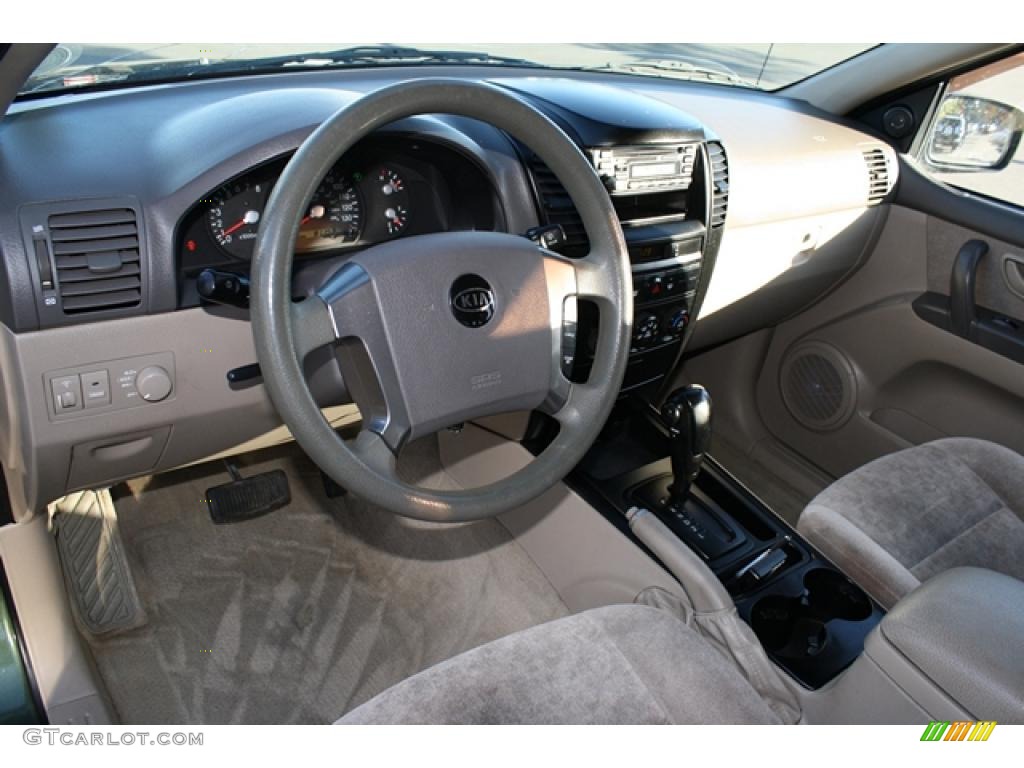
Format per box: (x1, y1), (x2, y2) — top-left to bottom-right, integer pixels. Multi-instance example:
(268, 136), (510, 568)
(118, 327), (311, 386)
(45, 352), (175, 421)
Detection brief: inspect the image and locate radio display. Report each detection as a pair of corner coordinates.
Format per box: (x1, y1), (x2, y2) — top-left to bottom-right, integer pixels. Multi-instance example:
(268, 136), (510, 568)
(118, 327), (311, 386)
(630, 161), (679, 179)
(628, 243), (671, 264)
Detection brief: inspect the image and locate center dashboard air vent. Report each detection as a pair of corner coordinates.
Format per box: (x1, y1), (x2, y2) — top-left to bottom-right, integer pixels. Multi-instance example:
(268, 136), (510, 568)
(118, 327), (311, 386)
(521, 149), (589, 257)
(707, 142), (729, 228)
(861, 146), (894, 205)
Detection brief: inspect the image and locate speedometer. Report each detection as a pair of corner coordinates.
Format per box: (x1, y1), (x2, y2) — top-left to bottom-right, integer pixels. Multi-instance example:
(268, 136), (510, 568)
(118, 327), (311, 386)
(295, 169), (363, 253)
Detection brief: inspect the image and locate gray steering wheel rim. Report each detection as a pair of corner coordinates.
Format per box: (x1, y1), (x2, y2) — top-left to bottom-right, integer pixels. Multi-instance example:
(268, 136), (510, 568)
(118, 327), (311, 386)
(251, 79), (631, 522)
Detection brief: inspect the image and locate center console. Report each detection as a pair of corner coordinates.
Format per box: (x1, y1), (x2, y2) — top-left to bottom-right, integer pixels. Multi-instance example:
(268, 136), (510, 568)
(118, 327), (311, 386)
(554, 398), (884, 690)
(506, 80), (727, 396)
(526, 143), (724, 394)
(505, 81), (882, 692)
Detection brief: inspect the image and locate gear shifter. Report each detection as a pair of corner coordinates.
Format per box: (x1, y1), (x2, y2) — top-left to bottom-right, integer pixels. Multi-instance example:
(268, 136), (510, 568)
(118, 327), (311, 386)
(633, 384), (737, 560)
(661, 384), (713, 504)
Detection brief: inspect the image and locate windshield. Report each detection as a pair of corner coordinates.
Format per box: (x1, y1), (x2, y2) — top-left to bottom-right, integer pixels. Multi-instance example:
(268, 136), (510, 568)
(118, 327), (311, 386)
(20, 43), (876, 97)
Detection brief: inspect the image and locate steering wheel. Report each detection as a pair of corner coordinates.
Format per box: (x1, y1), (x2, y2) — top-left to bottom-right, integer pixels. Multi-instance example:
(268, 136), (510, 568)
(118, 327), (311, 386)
(251, 79), (632, 522)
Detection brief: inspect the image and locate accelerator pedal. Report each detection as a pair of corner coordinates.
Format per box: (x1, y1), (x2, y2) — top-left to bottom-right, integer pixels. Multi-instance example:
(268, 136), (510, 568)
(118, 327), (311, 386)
(51, 489), (147, 637)
(205, 461), (291, 524)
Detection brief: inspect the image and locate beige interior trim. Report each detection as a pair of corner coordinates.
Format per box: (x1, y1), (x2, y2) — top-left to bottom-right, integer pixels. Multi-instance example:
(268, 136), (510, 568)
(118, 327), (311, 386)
(438, 424), (686, 612)
(785, 43), (1016, 114)
(701, 208), (872, 320)
(0, 515), (115, 724)
(177, 403), (361, 469)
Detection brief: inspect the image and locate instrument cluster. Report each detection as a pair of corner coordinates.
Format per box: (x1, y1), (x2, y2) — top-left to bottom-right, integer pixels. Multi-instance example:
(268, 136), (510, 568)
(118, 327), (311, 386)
(177, 137), (501, 276)
(203, 164), (413, 260)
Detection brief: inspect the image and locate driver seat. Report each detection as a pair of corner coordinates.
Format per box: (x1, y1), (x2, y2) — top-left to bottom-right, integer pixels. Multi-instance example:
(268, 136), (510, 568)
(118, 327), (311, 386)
(337, 604), (780, 724)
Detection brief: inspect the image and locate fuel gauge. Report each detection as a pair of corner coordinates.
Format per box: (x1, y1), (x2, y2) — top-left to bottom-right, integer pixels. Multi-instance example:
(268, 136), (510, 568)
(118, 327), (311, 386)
(384, 204), (408, 235)
(375, 167), (410, 237)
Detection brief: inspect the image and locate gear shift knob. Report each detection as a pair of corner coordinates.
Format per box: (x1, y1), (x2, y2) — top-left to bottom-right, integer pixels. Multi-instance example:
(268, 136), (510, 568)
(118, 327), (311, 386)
(661, 384), (713, 503)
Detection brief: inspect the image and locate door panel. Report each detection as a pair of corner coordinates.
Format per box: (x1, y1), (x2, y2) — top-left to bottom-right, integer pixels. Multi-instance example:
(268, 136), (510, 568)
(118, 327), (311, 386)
(926, 217), (1024, 326)
(753, 202), (1024, 481)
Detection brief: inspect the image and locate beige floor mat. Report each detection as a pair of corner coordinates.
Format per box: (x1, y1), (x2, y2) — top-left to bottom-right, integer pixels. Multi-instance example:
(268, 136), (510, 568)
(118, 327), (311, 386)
(87, 440), (568, 724)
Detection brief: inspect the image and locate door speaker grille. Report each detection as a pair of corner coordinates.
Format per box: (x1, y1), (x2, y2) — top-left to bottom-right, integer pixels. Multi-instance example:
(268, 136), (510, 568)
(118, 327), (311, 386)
(780, 341), (857, 431)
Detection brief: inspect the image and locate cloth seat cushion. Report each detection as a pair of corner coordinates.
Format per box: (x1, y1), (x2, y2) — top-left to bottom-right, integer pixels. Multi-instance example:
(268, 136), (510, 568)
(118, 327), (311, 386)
(798, 437), (1024, 609)
(337, 604), (779, 724)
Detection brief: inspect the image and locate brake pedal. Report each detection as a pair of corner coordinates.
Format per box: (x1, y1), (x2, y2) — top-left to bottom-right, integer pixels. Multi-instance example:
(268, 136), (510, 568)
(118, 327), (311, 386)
(51, 489), (147, 637)
(205, 464), (291, 524)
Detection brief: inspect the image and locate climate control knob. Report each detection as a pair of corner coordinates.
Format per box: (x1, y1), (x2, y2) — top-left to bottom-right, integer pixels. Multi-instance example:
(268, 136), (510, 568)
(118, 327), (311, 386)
(633, 313), (660, 347)
(668, 309), (690, 333)
(135, 366), (173, 402)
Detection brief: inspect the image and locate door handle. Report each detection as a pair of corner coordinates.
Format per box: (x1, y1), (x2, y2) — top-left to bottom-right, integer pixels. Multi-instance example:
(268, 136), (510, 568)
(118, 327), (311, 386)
(950, 240), (988, 340)
(1003, 254), (1024, 300)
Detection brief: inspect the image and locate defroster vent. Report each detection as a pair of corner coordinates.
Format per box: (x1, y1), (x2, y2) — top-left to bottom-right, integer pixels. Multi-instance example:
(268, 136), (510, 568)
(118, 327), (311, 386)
(49, 208), (143, 314)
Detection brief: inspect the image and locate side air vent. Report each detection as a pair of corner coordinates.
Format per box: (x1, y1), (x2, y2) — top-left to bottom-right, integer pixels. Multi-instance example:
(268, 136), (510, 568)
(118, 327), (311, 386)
(49, 208), (142, 314)
(707, 143), (729, 228)
(862, 147), (892, 205)
(521, 150), (589, 257)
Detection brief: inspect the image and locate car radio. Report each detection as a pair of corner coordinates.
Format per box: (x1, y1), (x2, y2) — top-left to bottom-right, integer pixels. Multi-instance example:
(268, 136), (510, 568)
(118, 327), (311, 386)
(590, 144), (699, 195)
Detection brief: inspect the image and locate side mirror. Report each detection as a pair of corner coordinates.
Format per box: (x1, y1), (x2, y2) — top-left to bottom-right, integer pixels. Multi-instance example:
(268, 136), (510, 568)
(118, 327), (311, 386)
(925, 95), (1023, 172)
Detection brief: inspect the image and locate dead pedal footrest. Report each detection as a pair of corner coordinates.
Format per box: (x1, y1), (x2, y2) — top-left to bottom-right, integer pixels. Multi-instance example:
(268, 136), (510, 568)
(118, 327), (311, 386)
(205, 469), (290, 524)
(51, 489), (147, 637)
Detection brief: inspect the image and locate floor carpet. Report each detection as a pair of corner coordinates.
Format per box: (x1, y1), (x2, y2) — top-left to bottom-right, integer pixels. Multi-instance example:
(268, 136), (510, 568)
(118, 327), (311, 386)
(87, 441), (568, 724)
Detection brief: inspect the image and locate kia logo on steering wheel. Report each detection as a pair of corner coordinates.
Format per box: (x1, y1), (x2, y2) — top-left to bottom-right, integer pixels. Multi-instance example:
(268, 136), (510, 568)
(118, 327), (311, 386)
(450, 274), (495, 328)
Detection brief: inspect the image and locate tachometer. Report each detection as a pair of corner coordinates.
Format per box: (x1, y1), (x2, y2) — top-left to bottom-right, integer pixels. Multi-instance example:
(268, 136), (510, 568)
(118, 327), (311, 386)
(296, 169), (364, 253)
(206, 181), (268, 260)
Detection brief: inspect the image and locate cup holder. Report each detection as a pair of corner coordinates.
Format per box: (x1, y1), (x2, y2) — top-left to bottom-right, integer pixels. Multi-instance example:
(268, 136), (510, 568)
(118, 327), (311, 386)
(803, 567), (872, 621)
(750, 567), (872, 660)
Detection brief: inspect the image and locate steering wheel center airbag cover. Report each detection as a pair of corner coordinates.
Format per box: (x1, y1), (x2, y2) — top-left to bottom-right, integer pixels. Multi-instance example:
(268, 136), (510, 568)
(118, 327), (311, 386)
(320, 231), (560, 448)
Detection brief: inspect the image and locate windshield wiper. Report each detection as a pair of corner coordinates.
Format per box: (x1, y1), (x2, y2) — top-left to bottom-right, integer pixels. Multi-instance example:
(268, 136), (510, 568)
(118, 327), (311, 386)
(271, 45), (543, 69)
(20, 45), (544, 96)
(585, 58), (750, 86)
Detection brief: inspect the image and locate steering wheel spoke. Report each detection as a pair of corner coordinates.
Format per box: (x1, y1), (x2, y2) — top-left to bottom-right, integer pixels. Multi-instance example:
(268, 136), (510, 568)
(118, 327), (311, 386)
(313, 260), (419, 454)
(351, 429), (400, 475)
(550, 380), (604, 428)
(290, 296), (338, 361)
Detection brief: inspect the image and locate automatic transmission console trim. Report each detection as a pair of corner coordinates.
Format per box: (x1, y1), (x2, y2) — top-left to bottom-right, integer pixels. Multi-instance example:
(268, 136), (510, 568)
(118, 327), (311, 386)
(564, 399), (885, 690)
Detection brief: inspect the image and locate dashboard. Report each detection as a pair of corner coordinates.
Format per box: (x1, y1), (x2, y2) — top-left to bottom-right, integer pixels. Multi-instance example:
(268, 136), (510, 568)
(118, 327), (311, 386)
(0, 65), (896, 514)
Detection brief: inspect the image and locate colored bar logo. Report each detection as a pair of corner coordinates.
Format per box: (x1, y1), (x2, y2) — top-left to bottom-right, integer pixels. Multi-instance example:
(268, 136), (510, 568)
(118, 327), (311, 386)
(920, 721), (997, 741)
